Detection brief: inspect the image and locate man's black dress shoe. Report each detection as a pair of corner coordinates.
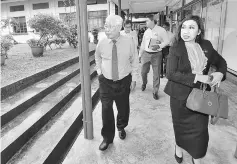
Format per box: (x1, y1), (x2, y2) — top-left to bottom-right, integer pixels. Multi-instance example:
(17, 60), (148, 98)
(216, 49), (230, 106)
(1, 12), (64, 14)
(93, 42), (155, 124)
(99, 140), (113, 151)
(141, 84), (146, 91)
(175, 145), (183, 163)
(118, 129), (126, 140)
(153, 93), (159, 100)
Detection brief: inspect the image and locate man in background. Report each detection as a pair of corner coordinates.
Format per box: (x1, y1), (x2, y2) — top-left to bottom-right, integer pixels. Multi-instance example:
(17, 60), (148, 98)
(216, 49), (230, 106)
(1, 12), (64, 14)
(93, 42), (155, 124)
(139, 15), (169, 100)
(120, 19), (138, 49)
(161, 22), (174, 78)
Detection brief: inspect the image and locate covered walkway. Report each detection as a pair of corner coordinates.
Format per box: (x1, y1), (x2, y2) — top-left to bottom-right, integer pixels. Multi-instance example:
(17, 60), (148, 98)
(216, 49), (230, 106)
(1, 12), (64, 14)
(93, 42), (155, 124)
(63, 69), (237, 164)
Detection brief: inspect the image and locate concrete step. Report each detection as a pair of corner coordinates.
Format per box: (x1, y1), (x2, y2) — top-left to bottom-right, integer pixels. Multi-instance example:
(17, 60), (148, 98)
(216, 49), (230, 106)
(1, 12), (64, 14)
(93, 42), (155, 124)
(1, 56), (95, 127)
(6, 76), (99, 164)
(1, 50), (95, 100)
(1, 65), (98, 164)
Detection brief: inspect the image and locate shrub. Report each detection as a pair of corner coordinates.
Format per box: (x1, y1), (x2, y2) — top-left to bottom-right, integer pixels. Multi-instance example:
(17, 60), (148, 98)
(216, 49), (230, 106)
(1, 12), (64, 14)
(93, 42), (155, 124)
(27, 38), (45, 47)
(1, 34), (14, 56)
(27, 13), (70, 48)
(67, 24), (78, 48)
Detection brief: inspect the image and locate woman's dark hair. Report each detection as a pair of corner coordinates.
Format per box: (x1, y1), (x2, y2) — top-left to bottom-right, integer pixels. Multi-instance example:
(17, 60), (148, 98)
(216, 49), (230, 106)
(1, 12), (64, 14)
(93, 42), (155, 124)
(163, 22), (170, 27)
(172, 15), (205, 46)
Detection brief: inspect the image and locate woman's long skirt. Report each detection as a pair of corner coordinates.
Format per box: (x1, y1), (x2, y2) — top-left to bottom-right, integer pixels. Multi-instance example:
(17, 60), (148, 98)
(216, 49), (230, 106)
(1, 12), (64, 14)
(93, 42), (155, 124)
(170, 97), (209, 159)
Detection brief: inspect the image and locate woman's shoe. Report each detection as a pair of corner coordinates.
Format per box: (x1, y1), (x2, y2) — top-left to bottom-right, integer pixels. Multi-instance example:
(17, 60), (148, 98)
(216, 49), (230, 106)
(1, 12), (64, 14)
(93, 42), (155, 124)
(174, 145), (183, 163)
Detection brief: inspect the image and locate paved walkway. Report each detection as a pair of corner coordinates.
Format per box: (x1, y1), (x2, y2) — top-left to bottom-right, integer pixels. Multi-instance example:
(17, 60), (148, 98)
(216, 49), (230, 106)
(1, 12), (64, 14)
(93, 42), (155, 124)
(63, 68), (237, 164)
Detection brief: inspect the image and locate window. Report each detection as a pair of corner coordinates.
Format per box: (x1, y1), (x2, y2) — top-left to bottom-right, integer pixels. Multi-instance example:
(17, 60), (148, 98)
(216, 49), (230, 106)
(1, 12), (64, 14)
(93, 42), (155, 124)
(59, 12), (76, 25)
(33, 2), (49, 10)
(13, 16), (27, 34)
(10, 5), (24, 12)
(88, 10), (107, 31)
(87, 0), (97, 5)
(58, 0), (75, 7)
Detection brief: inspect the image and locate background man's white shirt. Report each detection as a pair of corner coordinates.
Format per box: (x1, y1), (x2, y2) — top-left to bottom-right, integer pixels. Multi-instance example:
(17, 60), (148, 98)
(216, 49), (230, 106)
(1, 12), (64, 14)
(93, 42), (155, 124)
(120, 30), (138, 47)
(139, 25), (169, 57)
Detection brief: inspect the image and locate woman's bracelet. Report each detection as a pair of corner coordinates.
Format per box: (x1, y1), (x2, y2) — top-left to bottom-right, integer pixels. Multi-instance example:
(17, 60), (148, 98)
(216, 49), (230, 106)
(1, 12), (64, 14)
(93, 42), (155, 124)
(209, 75), (214, 81)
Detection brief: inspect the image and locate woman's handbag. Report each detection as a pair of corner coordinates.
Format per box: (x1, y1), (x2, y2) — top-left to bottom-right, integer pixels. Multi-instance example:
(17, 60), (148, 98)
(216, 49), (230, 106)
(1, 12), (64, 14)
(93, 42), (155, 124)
(186, 84), (228, 125)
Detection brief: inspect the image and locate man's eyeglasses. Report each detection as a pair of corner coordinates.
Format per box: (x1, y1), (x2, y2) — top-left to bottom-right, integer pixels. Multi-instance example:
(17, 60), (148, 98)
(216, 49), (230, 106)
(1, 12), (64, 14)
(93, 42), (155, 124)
(104, 25), (117, 30)
(124, 25), (131, 29)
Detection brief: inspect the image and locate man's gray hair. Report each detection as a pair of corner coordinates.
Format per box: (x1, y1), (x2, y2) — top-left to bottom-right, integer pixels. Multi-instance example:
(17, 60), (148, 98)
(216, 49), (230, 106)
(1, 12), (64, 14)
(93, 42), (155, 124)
(105, 14), (123, 26)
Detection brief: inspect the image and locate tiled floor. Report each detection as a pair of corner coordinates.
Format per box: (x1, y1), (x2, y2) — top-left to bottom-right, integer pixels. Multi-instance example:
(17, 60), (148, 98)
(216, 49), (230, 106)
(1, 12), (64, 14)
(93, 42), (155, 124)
(62, 69), (237, 164)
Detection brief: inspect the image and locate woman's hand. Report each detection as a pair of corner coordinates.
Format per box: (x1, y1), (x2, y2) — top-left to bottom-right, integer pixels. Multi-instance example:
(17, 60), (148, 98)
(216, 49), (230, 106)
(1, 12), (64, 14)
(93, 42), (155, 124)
(195, 74), (211, 84)
(210, 72), (224, 87)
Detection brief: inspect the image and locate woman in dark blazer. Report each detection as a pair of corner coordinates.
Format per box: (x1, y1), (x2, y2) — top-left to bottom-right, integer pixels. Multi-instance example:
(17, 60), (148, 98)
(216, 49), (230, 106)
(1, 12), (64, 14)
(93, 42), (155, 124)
(164, 15), (227, 164)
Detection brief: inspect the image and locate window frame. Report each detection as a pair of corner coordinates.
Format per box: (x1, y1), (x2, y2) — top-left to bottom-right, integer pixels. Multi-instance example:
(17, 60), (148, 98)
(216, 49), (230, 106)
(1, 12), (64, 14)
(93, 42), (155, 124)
(10, 5), (25, 12)
(32, 2), (49, 10)
(12, 16), (28, 35)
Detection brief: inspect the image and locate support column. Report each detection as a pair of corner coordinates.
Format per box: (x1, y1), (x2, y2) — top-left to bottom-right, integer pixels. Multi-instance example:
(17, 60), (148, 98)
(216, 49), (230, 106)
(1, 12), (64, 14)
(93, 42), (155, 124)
(160, 11), (164, 26)
(118, 0), (121, 16)
(169, 11), (173, 32)
(107, 0), (110, 15)
(126, 9), (129, 19)
(235, 144), (237, 158)
(75, 0), (93, 140)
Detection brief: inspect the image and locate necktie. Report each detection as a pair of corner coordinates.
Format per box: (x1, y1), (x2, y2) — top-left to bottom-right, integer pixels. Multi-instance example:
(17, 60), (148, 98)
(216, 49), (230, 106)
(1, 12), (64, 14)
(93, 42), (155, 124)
(112, 40), (119, 81)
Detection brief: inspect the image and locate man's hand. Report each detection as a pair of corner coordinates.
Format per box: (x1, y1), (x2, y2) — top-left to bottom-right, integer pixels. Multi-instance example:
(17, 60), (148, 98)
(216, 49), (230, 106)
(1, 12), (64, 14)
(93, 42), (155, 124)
(130, 81), (136, 92)
(151, 45), (160, 51)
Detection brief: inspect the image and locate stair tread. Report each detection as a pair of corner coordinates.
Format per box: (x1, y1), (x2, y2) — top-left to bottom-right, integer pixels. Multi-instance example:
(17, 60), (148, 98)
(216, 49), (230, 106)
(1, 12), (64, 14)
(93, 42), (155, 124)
(1, 65), (96, 152)
(7, 77), (99, 164)
(1, 55), (94, 117)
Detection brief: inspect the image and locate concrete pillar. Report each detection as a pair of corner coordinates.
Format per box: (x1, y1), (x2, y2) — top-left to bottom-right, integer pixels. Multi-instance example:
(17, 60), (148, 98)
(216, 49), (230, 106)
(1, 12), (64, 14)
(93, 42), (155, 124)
(75, 0), (93, 140)
(160, 11), (164, 26)
(235, 143), (237, 158)
(126, 9), (129, 19)
(107, 0), (110, 16)
(109, 1), (116, 15)
(118, 0), (121, 16)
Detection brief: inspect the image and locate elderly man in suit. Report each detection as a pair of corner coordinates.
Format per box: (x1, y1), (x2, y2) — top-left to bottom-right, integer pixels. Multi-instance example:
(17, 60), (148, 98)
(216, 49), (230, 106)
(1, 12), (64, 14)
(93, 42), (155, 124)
(95, 15), (139, 151)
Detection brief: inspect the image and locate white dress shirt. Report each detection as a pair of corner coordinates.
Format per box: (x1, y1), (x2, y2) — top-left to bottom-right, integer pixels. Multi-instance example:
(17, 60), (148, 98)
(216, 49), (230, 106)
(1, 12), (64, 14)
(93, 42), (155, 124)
(120, 30), (138, 47)
(139, 25), (169, 57)
(95, 34), (139, 82)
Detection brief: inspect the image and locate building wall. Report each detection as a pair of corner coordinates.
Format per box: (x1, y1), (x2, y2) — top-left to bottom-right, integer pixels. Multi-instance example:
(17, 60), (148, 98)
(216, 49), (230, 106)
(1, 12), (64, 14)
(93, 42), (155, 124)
(221, 0), (237, 73)
(1, 0), (115, 43)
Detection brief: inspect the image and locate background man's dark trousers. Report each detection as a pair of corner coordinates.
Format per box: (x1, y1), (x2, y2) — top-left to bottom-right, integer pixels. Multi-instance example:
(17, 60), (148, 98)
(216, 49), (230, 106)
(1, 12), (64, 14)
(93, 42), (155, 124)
(98, 74), (132, 142)
(161, 46), (170, 77)
(141, 51), (162, 94)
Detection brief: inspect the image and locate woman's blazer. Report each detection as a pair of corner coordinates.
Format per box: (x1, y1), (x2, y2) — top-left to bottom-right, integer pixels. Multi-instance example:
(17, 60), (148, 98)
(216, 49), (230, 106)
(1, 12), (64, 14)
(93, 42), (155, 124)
(164, 39), (227, 100)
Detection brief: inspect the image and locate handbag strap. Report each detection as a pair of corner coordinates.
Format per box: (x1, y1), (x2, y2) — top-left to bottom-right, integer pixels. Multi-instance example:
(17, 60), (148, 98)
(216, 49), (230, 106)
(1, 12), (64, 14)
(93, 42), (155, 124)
(210, 87), (221, 125)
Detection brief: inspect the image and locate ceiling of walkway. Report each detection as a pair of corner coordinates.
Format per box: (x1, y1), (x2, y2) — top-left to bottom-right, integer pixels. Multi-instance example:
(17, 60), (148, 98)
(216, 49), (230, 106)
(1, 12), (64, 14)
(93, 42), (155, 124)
(110, 0), (182, 13)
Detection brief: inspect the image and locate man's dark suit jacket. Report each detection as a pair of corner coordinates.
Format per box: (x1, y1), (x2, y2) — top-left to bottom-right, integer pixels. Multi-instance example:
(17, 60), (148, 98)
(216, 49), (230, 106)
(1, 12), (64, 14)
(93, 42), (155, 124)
(164, 39), (227, 100)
